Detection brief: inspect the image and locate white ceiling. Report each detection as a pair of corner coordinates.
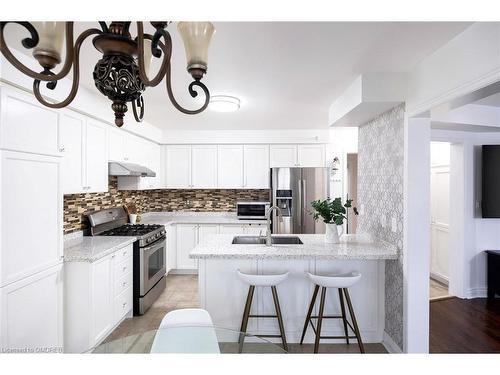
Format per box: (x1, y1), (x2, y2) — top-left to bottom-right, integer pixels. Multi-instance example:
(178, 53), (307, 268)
(7, 22), (471, 130)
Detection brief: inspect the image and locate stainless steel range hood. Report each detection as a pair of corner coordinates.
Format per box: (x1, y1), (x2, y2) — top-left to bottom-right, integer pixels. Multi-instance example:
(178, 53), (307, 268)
(108, 162), (156, 177)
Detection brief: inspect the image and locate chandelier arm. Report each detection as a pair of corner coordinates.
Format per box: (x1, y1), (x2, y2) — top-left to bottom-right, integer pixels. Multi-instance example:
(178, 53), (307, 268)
(155, 34), (210, 114)
(136, 22), (170, 87)
(98, 22), (109, 33)
(132, 96), (145, 122)
(0, 22), (75, 82)
(32, 28), (102, 108)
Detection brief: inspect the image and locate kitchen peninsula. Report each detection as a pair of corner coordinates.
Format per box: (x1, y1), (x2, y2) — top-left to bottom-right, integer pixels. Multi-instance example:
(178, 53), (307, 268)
(190, 233), (397, 344)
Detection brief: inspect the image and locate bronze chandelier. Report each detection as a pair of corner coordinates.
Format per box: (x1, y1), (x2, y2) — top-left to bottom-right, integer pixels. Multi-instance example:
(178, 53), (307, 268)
(0, 21), (215, 126)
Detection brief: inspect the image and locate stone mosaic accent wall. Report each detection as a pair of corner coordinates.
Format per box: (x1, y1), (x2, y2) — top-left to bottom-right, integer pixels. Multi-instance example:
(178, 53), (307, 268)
(358, 104), (405, 350)
(63, 177), (269, 234)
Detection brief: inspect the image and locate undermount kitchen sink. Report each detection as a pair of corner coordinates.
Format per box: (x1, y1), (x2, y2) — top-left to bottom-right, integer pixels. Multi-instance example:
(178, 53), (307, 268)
(232, 236), (303, 245)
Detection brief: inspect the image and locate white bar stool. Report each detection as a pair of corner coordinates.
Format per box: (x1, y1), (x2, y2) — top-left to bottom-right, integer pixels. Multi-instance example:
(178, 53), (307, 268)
(300, 272), (365, 353)
(237, 270), (289, 352)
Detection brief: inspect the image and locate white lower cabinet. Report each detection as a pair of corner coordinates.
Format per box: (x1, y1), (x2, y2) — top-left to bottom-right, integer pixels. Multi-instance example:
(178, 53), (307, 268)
(176, 224), (199, 270)
(172, 223), (266, 272)
(64, 244), (133, 353)
(0, 263), (63, 352)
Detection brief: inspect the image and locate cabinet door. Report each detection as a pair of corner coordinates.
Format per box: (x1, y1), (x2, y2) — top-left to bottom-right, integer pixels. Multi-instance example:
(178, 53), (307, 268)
(0, 88), (60, 156)
(219, 225), (245, 235)
(166, 145), (191, 188)
(124, 134), (146, 166)
(0, 151), (62, 286)
(176, 224), (198, 269)
(297, 144), (325, 167)
(144, 142), (161, 190)
(0, 263), (63, 351)
(192, 145), (217, 188)
(244, 224), (266, 236)
(60, 112), (85, 194)
(244, 145), (270, 188)
(218, 145), (244, 188)
(91, 254), (114, 345)
(85, 120), (108, 193)
(269, 145), (297, 167)
(108, 129), (126, 162)
(166, 225), (176, 273)
(198, 224), (219, 243)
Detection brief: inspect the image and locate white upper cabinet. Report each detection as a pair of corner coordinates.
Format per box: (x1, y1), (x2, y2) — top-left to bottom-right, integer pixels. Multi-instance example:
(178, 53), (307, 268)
(218, 145), (244, 188)
(60, 112), (85, 194)
(118, 141), (162, 191)
(0, 87), (60, 156)
(269, 145), (298, 167)
(297, 144), (325, 167)
(108, 129), (126, 162)
(244, 145), (269, 188)
(166, 145), (191, 188)
(60, 114), (108, 194)
(270, 144), (325, 167)
(85, 120), (108, 193)
(0, 151), (62, 286)
(191, 145), (217, 189)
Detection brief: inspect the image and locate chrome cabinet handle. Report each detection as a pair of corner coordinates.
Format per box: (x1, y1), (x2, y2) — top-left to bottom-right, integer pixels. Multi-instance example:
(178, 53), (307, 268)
(122, 281), (127, 287)
(59, 147), (65, 152)
(122, 302), (127, 307)
(123, 266), (127, 271)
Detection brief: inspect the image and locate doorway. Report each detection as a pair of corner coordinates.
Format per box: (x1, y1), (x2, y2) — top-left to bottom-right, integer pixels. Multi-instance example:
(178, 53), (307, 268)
(429, 142), (452, 300)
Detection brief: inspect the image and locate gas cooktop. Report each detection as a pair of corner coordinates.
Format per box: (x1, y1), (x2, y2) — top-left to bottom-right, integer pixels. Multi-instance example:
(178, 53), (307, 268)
(100, 224), (163, 237)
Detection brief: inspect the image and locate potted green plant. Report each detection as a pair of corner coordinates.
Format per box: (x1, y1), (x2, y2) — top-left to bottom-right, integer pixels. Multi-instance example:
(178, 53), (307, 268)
(310, 198), (359, 243)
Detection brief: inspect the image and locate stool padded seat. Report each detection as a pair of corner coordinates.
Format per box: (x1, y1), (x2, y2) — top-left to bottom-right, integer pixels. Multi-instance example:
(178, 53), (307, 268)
(306, 272), (361, 288)
(237, 270), (289, 286)
(158, 308), (214, 328)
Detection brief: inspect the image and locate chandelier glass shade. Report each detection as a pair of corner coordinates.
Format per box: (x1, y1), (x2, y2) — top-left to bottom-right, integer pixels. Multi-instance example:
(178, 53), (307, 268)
(0, 21), (215, 126)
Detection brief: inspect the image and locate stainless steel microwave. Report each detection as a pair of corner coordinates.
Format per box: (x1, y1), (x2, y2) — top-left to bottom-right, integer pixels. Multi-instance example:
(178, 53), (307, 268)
(236, 201), (270, 220)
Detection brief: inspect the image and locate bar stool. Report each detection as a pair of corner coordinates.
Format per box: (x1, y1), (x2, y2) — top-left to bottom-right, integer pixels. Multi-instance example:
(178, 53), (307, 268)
(237, 270), (289, 352)
(300, 271), (365, 353)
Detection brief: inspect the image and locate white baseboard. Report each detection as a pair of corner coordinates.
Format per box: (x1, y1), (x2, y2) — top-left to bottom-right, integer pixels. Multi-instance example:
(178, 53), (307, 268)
(382, 331), (403, 353)
(430, 272), (449, 286)
(465, 287), (487, 299)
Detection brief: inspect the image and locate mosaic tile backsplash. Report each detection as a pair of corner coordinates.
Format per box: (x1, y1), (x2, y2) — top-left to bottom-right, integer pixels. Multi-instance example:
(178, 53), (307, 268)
(63, 177), (269, 234)
(358, 104), (405, 351)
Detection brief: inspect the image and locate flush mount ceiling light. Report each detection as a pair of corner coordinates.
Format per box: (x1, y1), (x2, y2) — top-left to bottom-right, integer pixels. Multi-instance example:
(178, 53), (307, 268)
(209, 95), (240, 112)
(0, 21), (215, 126)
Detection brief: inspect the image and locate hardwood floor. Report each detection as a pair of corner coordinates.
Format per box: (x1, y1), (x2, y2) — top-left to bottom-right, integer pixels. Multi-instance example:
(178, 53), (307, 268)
(430, 297), (500, 353)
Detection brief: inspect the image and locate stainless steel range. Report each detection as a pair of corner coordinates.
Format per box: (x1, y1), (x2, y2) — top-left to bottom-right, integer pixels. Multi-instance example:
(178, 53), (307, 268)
(87, 207), (166, 315)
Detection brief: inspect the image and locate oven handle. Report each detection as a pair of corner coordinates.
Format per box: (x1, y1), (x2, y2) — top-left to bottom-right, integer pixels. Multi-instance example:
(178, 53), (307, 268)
(142, 237), (166, 254)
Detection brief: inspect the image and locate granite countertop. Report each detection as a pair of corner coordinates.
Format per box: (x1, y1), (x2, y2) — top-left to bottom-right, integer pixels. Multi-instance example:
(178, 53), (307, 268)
(64, 236), (136, 263)
(140, 212), (267, 226)
(189, 233), (398, 260)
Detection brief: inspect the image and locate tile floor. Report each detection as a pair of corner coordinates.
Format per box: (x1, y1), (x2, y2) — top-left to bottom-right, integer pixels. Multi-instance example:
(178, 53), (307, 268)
(429, 278), (451, 300)
(104, 274), (386, 353)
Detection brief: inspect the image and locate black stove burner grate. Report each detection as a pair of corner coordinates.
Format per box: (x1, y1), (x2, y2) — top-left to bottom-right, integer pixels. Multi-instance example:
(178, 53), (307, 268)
(100, 224), (162, 237)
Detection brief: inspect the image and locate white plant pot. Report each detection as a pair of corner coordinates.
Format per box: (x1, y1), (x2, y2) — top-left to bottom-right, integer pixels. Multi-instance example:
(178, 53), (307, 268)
(129, 214), (137, 224)
(325, 223), (342, 243)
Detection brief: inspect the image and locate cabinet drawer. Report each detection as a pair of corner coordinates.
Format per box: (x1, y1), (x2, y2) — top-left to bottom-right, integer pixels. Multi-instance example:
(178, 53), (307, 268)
(114, 256), (133, 279)
(115, 245), (133, 264)
(114, 272), (132, 297)
(114, 286), (132, 321)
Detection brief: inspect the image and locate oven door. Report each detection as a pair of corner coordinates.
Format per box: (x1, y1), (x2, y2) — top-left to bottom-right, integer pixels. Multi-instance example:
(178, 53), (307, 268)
(139, 238), (166, 296)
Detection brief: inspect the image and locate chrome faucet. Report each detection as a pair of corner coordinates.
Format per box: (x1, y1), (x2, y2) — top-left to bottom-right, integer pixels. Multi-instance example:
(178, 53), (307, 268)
(266, 205), (283, 246)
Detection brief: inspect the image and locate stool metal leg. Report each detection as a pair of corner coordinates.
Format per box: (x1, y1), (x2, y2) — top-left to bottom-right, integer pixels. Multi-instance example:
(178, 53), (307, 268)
(238, 285), (255, 353)
(343, 288), (365, 353)
(271, 286), (288, 352)
(300, 284), (319, 344)
(314, 287), (327, 353)
(338, 288), (350, 345)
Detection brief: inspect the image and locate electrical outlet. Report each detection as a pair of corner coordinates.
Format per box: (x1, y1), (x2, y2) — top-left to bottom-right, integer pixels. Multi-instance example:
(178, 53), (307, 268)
(391, 216), (397, 233)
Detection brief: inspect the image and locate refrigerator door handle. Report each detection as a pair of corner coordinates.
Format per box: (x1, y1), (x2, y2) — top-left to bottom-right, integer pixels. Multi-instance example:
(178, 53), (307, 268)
(302, 179), (307, 229)
(297, 179), (302, 230)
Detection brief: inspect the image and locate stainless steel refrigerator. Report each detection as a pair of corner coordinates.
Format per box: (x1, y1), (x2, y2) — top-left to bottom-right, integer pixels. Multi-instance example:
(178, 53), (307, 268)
(271, 167), (330, 234)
